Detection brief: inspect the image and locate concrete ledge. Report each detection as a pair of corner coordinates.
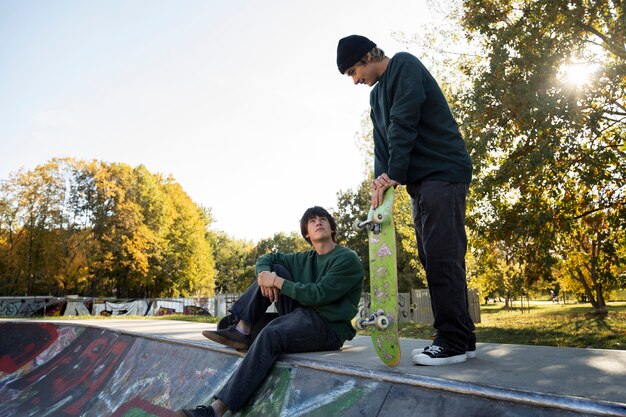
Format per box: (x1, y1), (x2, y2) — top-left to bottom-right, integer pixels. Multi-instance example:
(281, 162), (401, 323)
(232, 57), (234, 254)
(1, 319), (624, 416)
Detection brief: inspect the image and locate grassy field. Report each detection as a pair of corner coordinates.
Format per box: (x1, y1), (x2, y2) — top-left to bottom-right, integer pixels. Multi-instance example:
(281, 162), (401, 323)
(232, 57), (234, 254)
(397, 301), (626, 350)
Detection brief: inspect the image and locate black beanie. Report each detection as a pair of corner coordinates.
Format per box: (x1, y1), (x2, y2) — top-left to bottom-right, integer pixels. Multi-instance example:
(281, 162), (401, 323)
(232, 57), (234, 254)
(336, 35), (376, 74)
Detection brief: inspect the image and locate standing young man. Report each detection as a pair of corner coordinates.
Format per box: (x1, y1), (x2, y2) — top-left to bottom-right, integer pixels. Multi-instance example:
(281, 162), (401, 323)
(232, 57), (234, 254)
(336, 34), (475, 365)
(179, 206), (363, 417)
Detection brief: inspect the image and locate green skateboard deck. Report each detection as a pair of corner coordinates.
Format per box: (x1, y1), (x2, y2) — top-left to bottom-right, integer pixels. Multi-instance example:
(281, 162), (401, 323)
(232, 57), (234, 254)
(353, 188), (400, 366)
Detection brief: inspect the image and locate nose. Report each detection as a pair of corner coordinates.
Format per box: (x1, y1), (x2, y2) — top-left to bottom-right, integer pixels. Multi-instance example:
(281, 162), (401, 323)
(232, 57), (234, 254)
(351, 74), (359, 85)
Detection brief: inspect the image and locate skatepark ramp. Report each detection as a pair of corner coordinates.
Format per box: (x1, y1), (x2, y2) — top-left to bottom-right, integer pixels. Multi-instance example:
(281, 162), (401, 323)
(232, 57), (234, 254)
(1, 321), (625, 417)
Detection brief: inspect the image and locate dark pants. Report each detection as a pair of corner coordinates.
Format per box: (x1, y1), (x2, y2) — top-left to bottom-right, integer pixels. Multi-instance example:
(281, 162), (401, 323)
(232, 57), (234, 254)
(216, 265), (341, 412)
(407, 180), (475, 353)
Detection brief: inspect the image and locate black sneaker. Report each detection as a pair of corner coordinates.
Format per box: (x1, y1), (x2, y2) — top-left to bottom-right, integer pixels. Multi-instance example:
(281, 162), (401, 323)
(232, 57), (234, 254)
(416, 336), (477, 359)
(415, 343), (476, 359)
(178, 405), (215, 417)
(202, 326), (251, 349)
(412, 344), (467, 365)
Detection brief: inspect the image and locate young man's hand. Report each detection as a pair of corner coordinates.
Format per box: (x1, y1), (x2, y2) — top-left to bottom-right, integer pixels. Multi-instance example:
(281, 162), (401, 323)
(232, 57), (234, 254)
(257, 271), (282, 302)
(371, 173), (399, 208)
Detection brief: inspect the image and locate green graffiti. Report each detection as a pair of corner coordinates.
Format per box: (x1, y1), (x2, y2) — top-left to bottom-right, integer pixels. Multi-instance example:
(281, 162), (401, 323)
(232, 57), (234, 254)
(236, 366), (375, 417)
(118, 407), (164, 417)
(239, 367), (291, 416)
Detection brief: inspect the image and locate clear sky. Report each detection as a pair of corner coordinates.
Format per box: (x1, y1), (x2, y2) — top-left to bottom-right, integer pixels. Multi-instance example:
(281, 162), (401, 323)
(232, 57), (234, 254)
(0, 0), (428, 242)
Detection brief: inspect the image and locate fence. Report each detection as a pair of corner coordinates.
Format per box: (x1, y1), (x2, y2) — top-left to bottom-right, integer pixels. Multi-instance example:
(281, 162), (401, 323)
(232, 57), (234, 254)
(0, 294), (241, 318)
(353, 288), (481, 324)
(406, 289), (481, 324)
(1, 290), (481, 323)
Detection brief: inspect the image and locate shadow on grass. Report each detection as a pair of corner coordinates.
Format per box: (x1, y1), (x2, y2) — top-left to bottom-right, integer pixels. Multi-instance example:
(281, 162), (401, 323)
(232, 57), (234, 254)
(396, 308), (626, 350)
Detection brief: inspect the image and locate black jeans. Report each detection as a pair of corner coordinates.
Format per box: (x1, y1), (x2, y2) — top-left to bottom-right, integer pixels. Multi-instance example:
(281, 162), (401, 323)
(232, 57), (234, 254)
(215, 264), (342, 412)
(407, 180), (475, 353)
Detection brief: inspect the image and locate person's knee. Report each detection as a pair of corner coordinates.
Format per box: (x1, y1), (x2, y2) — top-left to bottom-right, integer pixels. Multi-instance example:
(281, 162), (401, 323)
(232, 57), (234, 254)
(256, 321), (287, 352)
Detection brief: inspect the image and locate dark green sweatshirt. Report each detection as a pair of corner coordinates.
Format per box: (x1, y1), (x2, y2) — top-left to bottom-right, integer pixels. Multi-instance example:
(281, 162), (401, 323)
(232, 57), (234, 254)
(255, 245), (364, 344)
(370, 52), (472, 185)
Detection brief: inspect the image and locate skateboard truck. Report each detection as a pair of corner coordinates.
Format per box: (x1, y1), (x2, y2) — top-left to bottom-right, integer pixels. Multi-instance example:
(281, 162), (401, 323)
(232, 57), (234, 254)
(353, 212), (386, 234)
(355, 310), (389, 330)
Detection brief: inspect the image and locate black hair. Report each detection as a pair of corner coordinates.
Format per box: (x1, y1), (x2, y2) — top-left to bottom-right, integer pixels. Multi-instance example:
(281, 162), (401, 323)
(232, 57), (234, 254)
(299, 206), (337, 244)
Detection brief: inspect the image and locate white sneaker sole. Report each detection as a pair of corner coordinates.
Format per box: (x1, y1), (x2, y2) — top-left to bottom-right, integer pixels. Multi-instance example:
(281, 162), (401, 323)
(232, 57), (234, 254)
(412, 352), (468, 366)
(413, 347), (477, 359)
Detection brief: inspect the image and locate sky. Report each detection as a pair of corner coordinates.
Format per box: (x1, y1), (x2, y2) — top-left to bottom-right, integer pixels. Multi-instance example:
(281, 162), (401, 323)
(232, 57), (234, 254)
(0, 0), (429, 242)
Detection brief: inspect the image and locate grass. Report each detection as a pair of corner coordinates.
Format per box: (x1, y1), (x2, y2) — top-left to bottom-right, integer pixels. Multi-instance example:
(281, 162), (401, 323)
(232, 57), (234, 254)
(396, 301), (626, 350)
(8, 301), (626, 350)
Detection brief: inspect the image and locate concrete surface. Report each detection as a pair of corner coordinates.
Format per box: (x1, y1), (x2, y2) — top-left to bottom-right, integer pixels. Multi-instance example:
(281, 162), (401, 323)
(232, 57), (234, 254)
(1, 319), (625, 417)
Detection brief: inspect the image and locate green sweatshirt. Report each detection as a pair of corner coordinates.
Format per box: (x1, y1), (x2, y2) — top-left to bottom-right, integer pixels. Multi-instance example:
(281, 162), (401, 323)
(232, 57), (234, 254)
(370, 52), (472, 185)
(255, 245), (364, 344)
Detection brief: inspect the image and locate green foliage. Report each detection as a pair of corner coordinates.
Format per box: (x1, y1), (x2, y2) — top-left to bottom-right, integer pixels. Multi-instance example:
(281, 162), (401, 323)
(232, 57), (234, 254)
(457, 0), (625, 313)
(399, 302), (626, 350)
(252, 231), (311, 256)
(209, 231), (255, 293)
(0, 158), (216, 297)
(208, 230), (311, 294)
(333, 178), (371, 280)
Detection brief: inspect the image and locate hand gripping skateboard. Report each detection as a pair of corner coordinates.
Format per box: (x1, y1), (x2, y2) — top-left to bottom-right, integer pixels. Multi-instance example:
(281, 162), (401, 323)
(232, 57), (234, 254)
(353, 187), (400, 366)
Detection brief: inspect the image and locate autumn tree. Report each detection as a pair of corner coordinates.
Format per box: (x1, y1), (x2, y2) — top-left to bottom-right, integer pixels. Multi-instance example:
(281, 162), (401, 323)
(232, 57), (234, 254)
(0, 160), (72, 295)
(157, 181), (215, 297)
(0, 159), (216, 298)
(460, 0), (626, 313)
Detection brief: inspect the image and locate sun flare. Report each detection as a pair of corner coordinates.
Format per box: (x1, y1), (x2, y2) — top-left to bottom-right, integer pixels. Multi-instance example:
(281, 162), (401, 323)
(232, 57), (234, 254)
(559, 62), (597, 86)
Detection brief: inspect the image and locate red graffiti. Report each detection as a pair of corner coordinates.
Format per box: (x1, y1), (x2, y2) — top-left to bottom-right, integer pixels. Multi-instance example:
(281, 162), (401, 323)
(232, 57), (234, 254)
(0, 322), (59, 374)
(8, 328), (134, 416)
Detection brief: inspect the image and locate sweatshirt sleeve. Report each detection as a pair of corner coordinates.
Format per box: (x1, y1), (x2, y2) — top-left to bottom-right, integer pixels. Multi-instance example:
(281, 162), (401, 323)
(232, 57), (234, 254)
(255, 252), (298, 274)
(280, 251), (363, 307)
(386, 56), (426, 184)
(372, 111), (389, 178)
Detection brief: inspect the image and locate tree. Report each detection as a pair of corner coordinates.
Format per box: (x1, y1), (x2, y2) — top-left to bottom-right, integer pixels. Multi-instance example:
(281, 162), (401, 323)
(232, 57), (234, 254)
(252, 231), (310, 256)
(225, 231), (311, 292)
(0, 159), (217, 298)
(0, 160), (73, 295)
(88, 161), (154, 297)
(209, 231), (255, 293)
(460, 0), (626, 313)
(333, 178), (371, 279)
(157, 181), (215, 297)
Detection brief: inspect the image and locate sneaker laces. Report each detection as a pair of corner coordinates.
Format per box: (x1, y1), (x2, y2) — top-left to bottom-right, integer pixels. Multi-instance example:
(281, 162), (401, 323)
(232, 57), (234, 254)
(424, 345), (444, 355)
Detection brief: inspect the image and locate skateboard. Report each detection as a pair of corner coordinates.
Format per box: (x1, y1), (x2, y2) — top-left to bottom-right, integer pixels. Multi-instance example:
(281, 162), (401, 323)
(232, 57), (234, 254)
(353, 187), (400, 366)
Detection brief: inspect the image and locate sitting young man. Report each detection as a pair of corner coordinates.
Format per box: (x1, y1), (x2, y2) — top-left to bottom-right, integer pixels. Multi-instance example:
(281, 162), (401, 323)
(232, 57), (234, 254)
(179, 206), (364, 417)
